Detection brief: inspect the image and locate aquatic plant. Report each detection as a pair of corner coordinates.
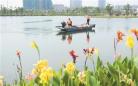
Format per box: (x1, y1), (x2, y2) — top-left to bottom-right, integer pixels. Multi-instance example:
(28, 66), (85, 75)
(65, 62), (76, 74)
(31, 41), (40, 60)
(130, 29), (138, 40)
(126, 35), (135, 57)
(114, 31), (125, 57)
(3, 28), (138, 86)
(16, 50), (23, 86)
(83, 48), (97, 70)
(69, 50), (78, 64)
(39, 67), (53, 85)
(32, 60), (48, 75)
(0, 75), (4, 86)
(8, 56), (138, 86)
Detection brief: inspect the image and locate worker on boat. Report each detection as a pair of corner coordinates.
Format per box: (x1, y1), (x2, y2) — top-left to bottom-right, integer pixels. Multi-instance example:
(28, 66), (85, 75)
(86, 16), (91, 26)
(61, 21), (66, 28)
(67, 18), (72, 28)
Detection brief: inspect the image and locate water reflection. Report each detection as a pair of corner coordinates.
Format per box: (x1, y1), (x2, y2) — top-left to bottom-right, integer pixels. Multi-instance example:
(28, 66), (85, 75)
(125, 19), (130, 30)
(24, 19), (52, 23)
(67, 35), (72, 44)
(57, 30), (95, 44)
(23, 27), (55, 36)
(86, 32), (90, 43)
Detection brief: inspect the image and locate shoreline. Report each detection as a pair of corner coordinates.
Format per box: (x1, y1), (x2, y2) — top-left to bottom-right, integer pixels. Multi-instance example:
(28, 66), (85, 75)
(0, 15), (138, 18)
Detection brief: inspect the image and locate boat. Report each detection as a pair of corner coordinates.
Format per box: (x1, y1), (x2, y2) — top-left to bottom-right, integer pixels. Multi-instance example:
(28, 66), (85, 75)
(56, 24), (96, 32)
(57, 28), (95, 35)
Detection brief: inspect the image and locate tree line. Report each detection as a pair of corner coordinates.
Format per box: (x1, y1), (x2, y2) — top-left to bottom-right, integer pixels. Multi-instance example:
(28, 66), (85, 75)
(0, 4), (137, 17)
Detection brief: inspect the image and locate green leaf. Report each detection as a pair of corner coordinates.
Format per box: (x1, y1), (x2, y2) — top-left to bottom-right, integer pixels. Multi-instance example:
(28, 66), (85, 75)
(62, 71), (69, 86)
(96, 57), (103, 70)
(52, 76), (60, 86)
(28, 80), (35, 86)
(133, 66), (138, 81)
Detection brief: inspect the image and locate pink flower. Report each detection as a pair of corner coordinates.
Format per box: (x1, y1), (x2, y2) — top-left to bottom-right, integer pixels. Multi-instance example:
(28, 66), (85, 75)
(16, 50), (22, 57)
(69, 50), (78, 63)
(131, 29), (138, 40)
(25, 73), (34, 81)
(117, 31), (125, 43)
(83, 48), (95, 55)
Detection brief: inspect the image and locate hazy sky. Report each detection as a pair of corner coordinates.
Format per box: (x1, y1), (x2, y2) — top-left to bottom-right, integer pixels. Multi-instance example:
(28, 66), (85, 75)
(0, 0), (138, 8)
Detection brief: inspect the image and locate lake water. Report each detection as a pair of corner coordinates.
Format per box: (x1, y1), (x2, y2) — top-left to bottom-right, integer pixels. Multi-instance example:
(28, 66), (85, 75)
(0, 16), (138, 83)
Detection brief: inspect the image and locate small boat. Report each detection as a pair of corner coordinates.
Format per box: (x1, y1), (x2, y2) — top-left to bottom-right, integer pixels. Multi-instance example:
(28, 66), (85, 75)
(57, 28), (95, 36)
(56, 24), (96, 32)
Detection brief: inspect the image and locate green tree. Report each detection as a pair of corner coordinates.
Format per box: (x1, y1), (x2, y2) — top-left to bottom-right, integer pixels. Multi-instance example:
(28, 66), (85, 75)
(124, 4), (131, 16)
(105, 4), (113, 16)
(83, 7), (89, 15)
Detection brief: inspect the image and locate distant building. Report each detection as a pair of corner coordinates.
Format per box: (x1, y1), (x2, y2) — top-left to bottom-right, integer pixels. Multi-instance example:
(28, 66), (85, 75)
(70, 0), (82, 9)
(53, 4), (67, 12)
(44, 0), (53, 10)
(23, 0), (37, 10)
(114, 5), (138, 10)
(114, 5), (124, 10)
(23, 0), (53, 10)
(98, 0), (106, 9)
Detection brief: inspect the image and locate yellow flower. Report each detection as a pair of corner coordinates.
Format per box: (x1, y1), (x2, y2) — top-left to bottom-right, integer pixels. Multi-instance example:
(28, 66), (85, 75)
(0, 76), (3, 86)
(126, 36), (134, 48)
(0, 80), (3, 86)
(39, 67), (53, 84)
(32, 68), (38, 75)
(78, 71), (86, 83)
(33, 60), (48, 75)
(65, 62), (75, 74)
(31, 41), (38, 49)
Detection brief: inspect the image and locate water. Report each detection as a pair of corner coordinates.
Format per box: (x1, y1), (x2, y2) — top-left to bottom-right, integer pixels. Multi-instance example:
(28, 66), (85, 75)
(0, 16), (138, 83)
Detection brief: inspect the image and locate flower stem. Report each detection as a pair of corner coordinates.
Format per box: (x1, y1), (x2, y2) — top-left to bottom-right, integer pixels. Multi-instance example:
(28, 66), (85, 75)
(37, 50), (40, 60)
(18, 55), (23, 86)
(92, 58), (95, 72)
(84, 57), (88, 69)
(131, 48), (133, 58)
(114, 38), (117, 57)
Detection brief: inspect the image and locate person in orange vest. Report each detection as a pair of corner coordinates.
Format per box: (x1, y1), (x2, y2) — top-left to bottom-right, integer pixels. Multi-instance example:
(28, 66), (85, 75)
(67, 18), (72, 28)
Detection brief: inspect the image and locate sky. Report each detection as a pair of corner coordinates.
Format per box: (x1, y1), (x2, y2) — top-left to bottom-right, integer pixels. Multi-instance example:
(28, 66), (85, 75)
(0, 0), (138, 8)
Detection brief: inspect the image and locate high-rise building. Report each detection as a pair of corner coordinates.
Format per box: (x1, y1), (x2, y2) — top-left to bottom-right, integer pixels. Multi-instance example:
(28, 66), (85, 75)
(70, 0), (82, 9)
(54, 4), (67, 12)
(44, 0), (53, 10)
(23, 0), (37, 10)
(23, 0), (53, 10)
(98, 0), (106, 9)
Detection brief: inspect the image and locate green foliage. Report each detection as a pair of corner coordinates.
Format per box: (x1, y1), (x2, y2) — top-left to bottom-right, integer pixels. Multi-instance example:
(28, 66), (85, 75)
(124, 4), (131, 16)
(5, 57), (138, 86)
(0, 5), (137, 17)
(106, 4), (113, 16)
